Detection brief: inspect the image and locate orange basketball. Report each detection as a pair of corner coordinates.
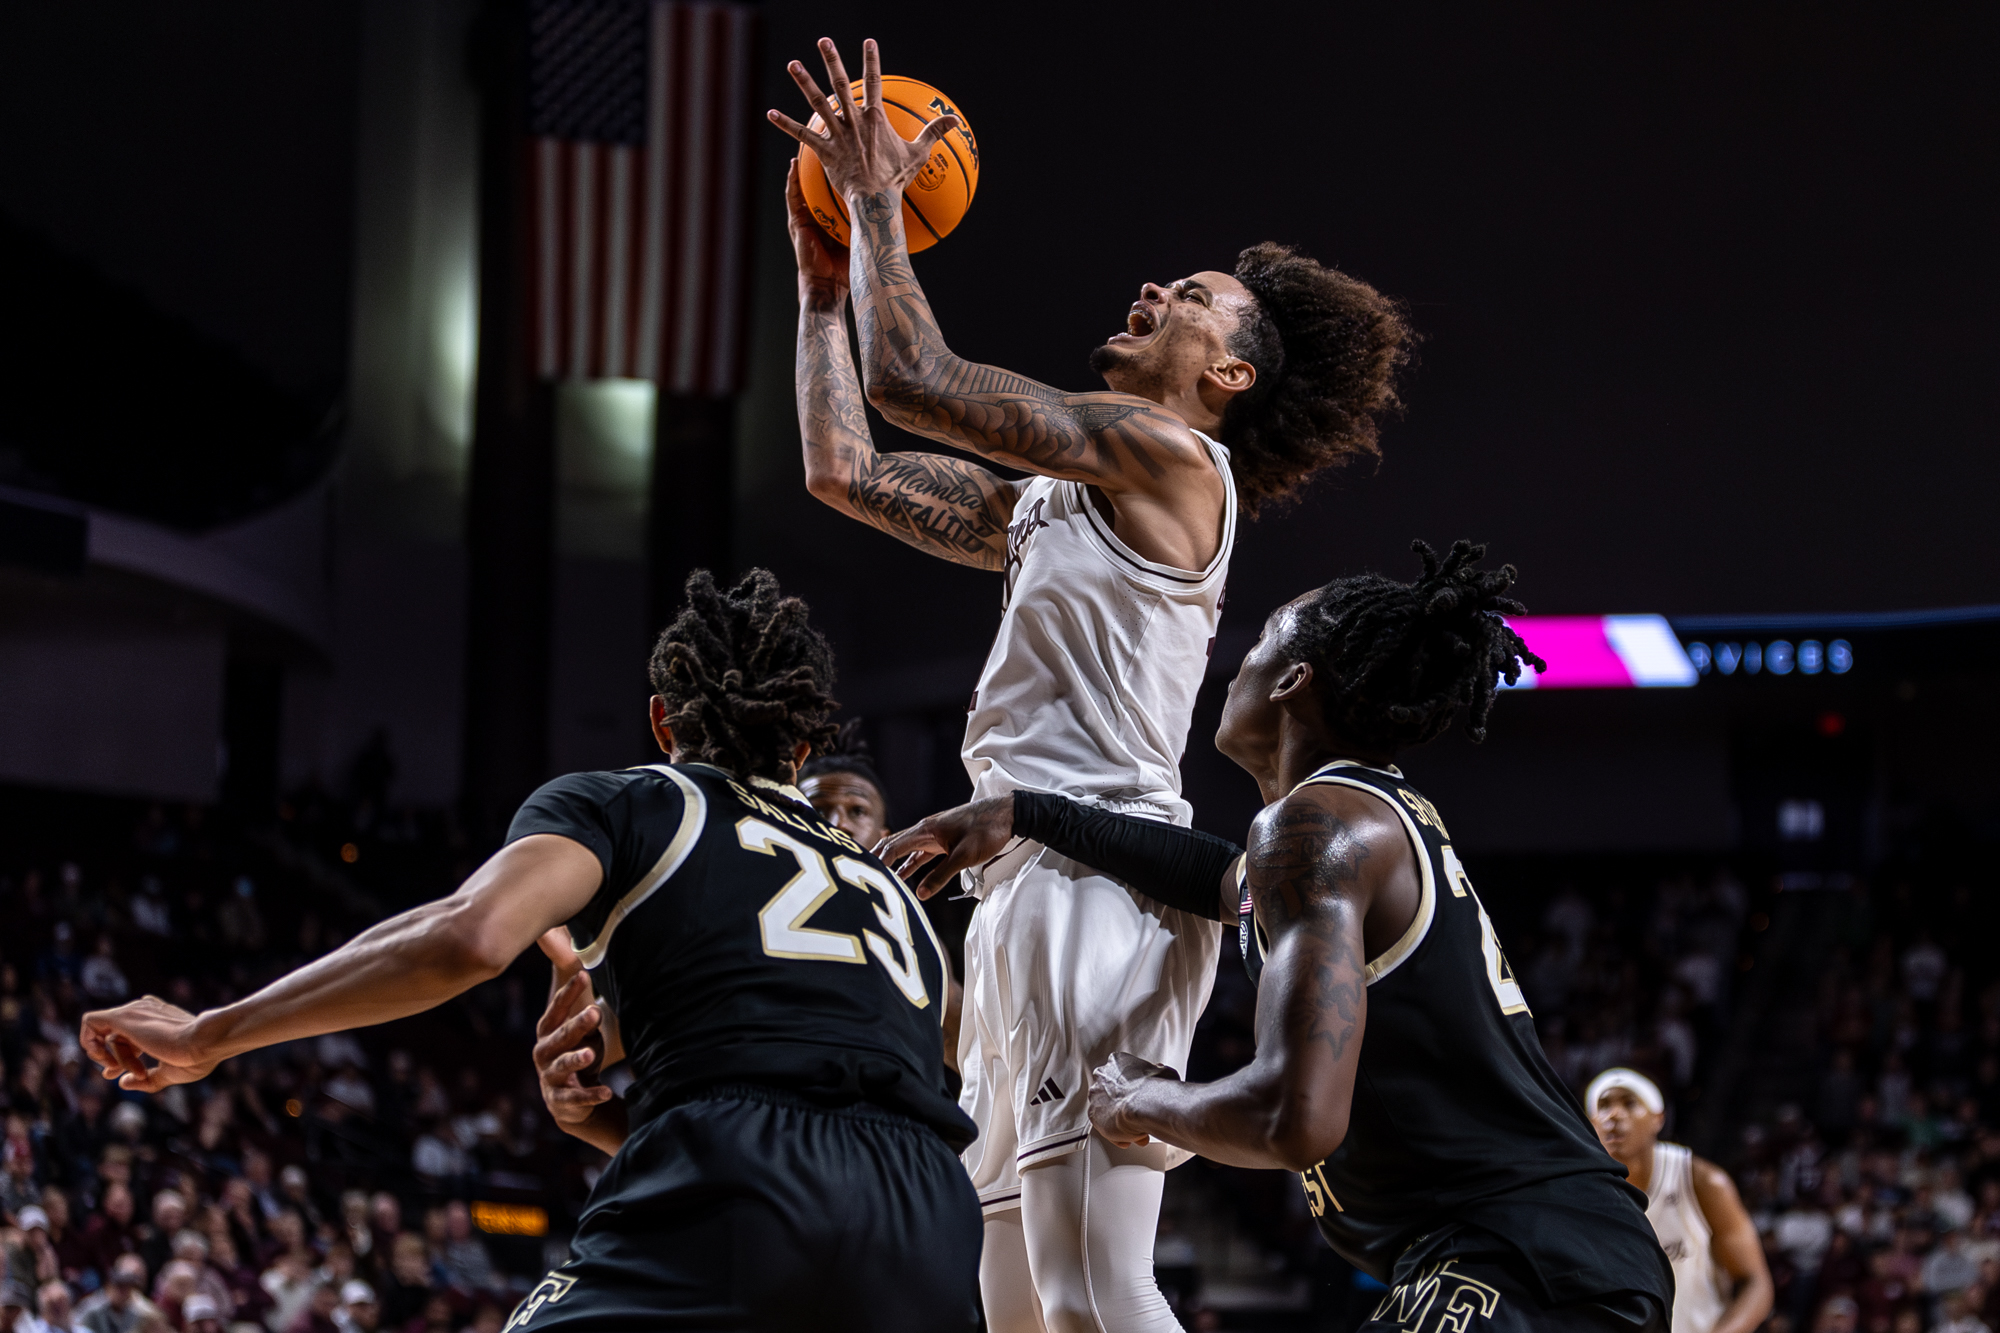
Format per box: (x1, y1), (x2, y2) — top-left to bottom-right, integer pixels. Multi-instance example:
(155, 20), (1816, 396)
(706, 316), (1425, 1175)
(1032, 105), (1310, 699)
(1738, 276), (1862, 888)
(797, 76), (979, 253)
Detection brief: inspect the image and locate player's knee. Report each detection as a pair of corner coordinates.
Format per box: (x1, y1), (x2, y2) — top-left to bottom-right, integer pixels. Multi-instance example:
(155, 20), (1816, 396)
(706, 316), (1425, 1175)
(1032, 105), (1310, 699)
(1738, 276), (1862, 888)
(1031, 1285), (1098, 1333)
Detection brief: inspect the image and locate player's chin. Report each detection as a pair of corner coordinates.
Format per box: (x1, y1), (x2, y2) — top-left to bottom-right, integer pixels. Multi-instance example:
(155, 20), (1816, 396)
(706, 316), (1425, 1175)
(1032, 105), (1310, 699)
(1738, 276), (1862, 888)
(1086, 340), (1127, 379)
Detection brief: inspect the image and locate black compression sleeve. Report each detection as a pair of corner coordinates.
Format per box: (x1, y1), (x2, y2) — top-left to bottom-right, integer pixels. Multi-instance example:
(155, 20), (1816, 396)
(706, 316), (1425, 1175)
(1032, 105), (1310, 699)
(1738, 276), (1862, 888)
(1011, 791), (1244, 922)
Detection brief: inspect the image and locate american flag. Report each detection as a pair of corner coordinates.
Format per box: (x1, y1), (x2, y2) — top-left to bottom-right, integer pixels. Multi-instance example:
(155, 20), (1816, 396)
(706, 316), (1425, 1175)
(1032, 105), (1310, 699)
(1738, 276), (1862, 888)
(528, 1), (758, 393)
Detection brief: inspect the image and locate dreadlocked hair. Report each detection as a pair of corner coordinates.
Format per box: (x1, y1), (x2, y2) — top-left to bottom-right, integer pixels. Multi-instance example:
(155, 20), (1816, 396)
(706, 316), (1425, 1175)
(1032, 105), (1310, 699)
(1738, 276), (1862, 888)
(648, 568), (841, 782)
(1222, 242), (1415, 518)
(1287, 540), (1546, 751)
(798, 719), (886, 803)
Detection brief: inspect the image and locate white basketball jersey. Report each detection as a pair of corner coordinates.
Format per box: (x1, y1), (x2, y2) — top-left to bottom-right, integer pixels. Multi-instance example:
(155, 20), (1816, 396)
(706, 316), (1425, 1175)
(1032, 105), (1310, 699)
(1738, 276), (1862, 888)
(961, 431), (1236, 839)
(1646, 1141), (1729, 1333)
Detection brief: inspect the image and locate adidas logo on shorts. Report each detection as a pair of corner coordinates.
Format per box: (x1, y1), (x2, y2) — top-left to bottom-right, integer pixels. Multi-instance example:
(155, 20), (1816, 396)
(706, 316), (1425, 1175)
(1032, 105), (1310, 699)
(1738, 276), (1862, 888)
(1027, 1077), (1065, 1106)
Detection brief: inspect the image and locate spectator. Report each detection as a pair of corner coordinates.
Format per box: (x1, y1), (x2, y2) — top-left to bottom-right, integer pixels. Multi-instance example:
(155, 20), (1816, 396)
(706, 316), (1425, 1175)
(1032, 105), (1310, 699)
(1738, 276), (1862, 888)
(1940, 1289), (1994, 1333)
(275, 1171), (321, 1235)
(1928, 1229), (1985, 1301)
(335, 1196), (371, 1271)
(0, 1281), (33, 1333)
(151, 1260), (201, 1328)
(376, 1236), (432, 1330)
(435, 1205), (496, 1298)
(258, 1229), (316, 1333)
(284, 1282), (339, 1333)
(73, 1256), (156, 1333)
(166, 1232), (231, 1320)
(180, 1292), (223, 1333)
(77, 940), (125, 1007)
(136, 1194), (184, 1282)
(11, 1211), (56, 1291)
(331, 1282), (376, 1333)
(78, 1187), (137, 1280)
(36, 1279), (77, 1333)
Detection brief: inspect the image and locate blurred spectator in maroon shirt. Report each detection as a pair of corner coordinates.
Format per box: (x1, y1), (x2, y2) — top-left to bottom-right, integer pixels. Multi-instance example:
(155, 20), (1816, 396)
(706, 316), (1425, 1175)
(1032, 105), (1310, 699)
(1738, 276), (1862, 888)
(78, 1184), (138, 1279)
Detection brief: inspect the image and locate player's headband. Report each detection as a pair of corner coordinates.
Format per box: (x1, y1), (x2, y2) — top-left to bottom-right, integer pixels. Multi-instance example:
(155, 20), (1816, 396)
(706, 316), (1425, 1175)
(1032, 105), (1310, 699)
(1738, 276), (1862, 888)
(1586, 1068), (1664, 1116)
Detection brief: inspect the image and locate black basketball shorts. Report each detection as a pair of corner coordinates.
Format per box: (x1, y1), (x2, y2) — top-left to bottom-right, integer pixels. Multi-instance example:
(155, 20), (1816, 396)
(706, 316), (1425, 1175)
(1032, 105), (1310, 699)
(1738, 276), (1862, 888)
(505, 1085), (983, 1332)
(1357, 1224), (1667, 1333)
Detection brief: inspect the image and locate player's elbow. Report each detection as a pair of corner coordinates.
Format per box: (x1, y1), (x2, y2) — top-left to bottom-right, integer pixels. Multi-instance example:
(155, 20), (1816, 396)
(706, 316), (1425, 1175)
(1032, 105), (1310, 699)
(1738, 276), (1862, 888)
(1263, 1097), (1347, 1173)
(803, 463), (847, 507)
(426, 899), (516, 983)
(862, 374), (926, 426)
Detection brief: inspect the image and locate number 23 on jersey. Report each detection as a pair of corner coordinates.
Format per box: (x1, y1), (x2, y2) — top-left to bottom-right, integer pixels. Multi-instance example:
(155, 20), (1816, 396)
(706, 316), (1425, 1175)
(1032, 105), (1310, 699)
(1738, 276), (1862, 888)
(737, 817), (933, 1008)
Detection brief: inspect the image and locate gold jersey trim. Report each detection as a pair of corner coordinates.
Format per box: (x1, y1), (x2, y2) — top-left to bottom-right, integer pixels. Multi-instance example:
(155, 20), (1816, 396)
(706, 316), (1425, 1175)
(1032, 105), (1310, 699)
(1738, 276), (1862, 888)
(573, 764), (709, 969)
(1288, 760), (1436, 986)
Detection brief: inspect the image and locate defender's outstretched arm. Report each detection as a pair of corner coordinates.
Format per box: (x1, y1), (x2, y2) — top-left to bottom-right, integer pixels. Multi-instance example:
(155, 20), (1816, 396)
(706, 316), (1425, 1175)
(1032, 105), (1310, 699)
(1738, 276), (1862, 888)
(772, 40), (1212, 493)
(81, 835), (602, 1092)
(1089, 788), (1383, 1172)
(789, 162), (1017, 570)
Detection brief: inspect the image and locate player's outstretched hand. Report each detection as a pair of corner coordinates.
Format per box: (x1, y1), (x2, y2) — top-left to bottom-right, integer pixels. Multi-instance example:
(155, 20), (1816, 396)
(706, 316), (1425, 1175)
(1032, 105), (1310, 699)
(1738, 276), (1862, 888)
(877, 795), (1016, 900)
(532, 960), (615, 1129)
(767, 38), (960, 203)
(785, 159), (848, 306)
(80, 997), (218, 1093)
(1089, 1051), (1179, 1149)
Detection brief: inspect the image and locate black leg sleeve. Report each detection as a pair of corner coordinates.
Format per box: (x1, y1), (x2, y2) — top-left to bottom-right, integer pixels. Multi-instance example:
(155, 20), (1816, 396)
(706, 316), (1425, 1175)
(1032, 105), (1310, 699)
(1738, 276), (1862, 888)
(1011, 792), (1243, 922)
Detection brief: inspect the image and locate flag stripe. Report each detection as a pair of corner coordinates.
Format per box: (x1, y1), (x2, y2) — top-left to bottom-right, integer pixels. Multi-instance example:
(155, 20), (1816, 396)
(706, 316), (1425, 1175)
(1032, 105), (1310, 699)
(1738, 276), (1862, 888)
(529, 1), (756, 392)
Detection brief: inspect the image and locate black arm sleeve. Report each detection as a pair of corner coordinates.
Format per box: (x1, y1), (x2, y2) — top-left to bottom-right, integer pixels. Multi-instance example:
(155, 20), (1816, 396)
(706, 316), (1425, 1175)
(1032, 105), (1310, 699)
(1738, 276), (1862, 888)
(1012, 791), (1244, 922)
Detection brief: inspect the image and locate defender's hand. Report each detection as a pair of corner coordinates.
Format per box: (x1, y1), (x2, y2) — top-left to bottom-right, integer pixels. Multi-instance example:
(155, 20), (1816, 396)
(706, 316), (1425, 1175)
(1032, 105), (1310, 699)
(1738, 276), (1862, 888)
(81, 997), (218, 1092)
(877, 795), (1015, 900)
(786, 159), (848, 310)
(533, 967), (614, 1128)
(1089, 1052), (1177, 1148)
(767, 38), (960, 204)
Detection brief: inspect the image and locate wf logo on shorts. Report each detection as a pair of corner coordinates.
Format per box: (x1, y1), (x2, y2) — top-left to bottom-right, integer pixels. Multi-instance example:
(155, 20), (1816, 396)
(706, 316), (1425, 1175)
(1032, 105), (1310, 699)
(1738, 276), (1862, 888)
(504, 1272), (577, 1330)
(1371, 1260), (1502, 1333)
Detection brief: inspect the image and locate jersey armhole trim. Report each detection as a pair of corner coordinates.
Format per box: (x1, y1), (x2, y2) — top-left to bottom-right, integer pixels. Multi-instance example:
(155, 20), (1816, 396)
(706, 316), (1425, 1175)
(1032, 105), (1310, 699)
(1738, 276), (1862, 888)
(1289, 774), (1436, 985)
(574, 765), (709, 969)
(1067, 433), (1238, 589)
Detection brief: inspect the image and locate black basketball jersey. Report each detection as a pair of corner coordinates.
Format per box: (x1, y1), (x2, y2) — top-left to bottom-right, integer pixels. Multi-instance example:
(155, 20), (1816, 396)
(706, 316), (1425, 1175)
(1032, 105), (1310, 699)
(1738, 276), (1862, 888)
(1237, 761), (1671, 1308)
(508, 762), (974, 1149)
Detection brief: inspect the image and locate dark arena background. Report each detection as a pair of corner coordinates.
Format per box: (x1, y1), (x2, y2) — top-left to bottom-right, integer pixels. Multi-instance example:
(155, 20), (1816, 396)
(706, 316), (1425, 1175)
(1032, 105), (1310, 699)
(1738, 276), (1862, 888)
(1, 3), (1997, 1331)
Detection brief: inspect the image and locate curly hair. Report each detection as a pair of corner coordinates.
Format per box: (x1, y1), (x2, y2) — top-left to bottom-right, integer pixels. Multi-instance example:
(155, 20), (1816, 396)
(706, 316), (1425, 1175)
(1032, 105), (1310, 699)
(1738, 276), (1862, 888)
(1221, 243), (1415, 517)
(647, 568), (841, 781)
(1285, 540), (1545, 751)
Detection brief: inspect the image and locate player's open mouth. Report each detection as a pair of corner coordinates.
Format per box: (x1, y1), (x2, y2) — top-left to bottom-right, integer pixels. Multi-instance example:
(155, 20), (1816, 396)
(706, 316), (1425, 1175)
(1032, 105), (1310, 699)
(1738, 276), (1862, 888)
(1110, 303), (1159, 344)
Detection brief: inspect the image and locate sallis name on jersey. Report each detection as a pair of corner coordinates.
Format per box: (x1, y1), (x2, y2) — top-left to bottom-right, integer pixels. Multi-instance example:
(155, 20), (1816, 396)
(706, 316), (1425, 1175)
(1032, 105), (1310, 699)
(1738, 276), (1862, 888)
(726, 779), (867, 856)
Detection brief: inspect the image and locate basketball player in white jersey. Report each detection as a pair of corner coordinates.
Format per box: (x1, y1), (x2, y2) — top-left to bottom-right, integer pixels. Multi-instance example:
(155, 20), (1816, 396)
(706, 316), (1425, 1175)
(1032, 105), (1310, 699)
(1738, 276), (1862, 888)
(1590, 1069), (1773, 1333)
(772, 37), (1411, 1331)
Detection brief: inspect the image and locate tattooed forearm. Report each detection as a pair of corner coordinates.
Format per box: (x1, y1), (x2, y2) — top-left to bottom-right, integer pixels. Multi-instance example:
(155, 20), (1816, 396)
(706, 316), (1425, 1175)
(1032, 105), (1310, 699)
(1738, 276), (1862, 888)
(795, 301), (1010, 570)
(843, 188), (1195, 483)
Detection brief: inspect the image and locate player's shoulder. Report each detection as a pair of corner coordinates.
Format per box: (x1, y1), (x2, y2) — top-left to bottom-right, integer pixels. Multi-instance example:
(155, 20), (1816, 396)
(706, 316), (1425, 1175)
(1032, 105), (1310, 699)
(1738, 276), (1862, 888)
(1253, 775), (1409, 849)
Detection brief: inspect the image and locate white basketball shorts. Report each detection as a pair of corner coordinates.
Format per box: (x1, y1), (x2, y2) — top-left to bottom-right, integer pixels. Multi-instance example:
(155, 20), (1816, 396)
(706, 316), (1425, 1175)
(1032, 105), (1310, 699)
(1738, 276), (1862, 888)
(956, 838), (1222, 1214)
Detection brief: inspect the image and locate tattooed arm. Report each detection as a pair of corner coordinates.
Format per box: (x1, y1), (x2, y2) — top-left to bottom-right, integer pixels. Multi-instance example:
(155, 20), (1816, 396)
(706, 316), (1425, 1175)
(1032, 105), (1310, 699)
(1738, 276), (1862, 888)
(771, 40), (1216, 497)
(845, 191), (1210, 489)
(787, 161), (1018, 570)
(1088, 785), (1411, 1171)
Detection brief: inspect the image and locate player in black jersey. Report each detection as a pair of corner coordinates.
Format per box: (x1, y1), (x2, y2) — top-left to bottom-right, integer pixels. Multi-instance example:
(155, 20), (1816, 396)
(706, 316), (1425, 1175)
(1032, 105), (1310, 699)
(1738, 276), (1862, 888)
(78, 569), (982, 1333)
(883, 542), (1675, 1333)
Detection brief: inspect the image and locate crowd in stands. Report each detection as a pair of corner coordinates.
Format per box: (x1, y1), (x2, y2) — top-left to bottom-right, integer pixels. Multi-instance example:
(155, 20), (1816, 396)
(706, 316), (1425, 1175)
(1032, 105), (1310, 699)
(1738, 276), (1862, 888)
(1729, 878), (2000, 1333)
(0, 786), (596, 1333)
(3, 771), (1995, 1333)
